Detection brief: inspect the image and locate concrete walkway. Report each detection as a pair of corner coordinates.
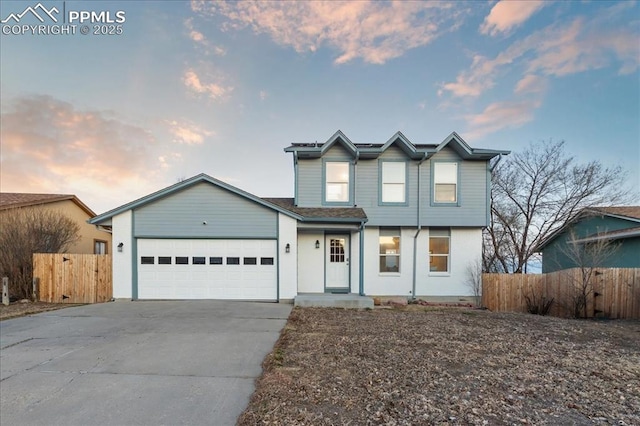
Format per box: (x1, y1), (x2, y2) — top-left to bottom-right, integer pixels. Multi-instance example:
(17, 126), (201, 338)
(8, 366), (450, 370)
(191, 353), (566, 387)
(0, 301), (292, 426)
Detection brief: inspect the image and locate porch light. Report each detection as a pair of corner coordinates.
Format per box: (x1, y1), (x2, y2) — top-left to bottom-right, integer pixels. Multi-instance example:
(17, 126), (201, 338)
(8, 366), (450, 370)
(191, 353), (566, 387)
(285, 243), (290, 253)
(117, 242), (124, 252)
(315, 240), (320, 249)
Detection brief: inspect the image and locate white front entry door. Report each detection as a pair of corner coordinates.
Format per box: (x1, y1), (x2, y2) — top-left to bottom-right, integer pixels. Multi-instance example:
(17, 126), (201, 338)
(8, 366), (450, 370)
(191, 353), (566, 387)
(325, 234), (349, 292)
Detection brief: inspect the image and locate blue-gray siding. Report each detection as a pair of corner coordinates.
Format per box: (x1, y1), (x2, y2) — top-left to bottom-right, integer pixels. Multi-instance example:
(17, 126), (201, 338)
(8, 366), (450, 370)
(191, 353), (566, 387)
(295, 144), (489, 227)
(134, 182), (277, 238)
(541, 215), (640, 272)
(421, 148), (488, 227)
(356, 145), (418, 226)
(297, 144), (352, 207)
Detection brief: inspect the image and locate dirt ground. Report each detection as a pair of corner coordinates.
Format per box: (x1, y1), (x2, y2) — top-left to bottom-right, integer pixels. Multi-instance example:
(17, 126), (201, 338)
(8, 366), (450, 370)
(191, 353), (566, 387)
(0, 301), (78, 320)
(239, 307), (640, 426)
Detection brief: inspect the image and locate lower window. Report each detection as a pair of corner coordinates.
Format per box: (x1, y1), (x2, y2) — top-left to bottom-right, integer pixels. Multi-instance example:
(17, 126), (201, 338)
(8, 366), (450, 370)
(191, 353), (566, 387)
(429, 229), (450, 273)
(379, 228), (400, 273)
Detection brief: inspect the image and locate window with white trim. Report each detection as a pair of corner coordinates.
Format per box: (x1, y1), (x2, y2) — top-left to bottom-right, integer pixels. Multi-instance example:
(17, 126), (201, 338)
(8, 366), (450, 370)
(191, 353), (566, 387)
(379, 228), (400, 273)
(434, 162), (457, 203)
(325, 162), (350, 202)
(429, 229), (450, 273)
(381, 162), (406, 203)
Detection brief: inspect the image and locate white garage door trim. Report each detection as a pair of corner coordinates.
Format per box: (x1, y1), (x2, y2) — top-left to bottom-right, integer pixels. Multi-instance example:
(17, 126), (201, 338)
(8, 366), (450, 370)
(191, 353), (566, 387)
(136, 239), (277, 300)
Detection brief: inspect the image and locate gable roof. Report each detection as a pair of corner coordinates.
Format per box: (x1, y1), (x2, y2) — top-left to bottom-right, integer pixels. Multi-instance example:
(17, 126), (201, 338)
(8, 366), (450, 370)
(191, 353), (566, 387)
(284, 130), (510, 160)
(318, 130), (359, 156)
(263, 198), (367, 223)
(535, 206), (640, 251)
(89, 173), (304, 225)
(0, 192), (96, 217)
(588, 206), (640, 221)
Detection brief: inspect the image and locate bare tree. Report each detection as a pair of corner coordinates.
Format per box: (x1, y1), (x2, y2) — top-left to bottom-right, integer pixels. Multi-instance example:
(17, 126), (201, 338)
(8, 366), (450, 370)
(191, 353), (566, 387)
(559, 230), (620, 318)
(464, 258), (483, 307)
(0, 208), (80, 299)
(484, 140), (630, 273)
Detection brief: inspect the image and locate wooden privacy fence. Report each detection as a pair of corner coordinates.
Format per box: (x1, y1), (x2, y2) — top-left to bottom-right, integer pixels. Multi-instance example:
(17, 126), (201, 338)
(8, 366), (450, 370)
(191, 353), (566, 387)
(33, 253), (112, 303)
(482, 268), (640, 319)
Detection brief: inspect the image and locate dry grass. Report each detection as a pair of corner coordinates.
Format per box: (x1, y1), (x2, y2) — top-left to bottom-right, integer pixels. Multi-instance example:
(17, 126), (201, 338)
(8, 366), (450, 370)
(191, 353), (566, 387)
(239, 307), (640, 425)
(0, 301), (78, 320)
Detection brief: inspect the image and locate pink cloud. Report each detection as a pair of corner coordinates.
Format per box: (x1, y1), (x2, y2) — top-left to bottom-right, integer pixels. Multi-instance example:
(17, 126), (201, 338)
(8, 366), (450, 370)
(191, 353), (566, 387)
(183, 69), (233, 101)
(464, 99), (542, 140)
(184, 18), (226, 56)
(0, 95), (172, 212)
(166, 119), (213, 145)
(514, 74), (547, 94)
(480, 1), (546, 36)
(442, 3), (639, 99)
(191, 0), (467, 65)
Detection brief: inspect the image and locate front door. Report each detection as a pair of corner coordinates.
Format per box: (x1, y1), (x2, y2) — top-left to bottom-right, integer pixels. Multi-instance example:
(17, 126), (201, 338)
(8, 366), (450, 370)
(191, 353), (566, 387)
(325, 234), (350, 293)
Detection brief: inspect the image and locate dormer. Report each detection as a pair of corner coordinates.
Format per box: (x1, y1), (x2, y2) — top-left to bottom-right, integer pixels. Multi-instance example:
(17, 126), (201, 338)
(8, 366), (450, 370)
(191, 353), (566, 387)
(285, 131), (509, 214)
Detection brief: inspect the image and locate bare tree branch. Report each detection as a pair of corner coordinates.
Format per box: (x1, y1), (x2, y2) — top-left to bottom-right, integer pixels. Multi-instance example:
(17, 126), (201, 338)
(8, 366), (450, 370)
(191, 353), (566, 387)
(483, 140), (631, 273)
(0, 208), (80, 299)
(557, 229), (620, 318)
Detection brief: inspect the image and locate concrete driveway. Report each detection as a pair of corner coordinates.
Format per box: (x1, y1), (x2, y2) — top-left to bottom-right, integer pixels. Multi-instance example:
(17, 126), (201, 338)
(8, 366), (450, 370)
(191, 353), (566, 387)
(0, 301), (292, 426)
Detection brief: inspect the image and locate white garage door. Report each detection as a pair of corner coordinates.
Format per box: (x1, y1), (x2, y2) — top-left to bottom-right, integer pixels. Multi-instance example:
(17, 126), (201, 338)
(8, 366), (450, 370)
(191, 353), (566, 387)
(137, 239), (277, 300)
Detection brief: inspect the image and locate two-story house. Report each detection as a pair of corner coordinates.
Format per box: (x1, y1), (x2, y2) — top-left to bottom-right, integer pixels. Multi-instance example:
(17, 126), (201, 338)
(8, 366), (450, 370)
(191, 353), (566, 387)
(89, 131), (508, 301)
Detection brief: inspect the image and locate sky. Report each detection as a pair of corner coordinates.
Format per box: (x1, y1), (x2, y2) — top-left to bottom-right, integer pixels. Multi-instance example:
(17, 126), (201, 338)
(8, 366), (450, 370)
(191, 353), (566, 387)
(1, 0), (639, 214)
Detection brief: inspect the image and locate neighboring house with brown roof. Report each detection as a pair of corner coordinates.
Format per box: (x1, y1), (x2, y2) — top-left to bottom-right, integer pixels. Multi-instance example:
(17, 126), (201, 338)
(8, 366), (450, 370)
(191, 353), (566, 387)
(0, 193), (111, 254)
(535, 206), (640, 273)
(89, 130), (509, 302)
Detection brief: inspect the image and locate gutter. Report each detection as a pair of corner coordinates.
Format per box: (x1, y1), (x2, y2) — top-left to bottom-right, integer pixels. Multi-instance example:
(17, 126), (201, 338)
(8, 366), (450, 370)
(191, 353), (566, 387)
(412, 153), (429, 299)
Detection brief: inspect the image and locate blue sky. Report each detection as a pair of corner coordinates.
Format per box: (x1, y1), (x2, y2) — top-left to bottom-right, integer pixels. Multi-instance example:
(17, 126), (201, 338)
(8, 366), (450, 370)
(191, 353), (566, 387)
(1, 0), (638, 213)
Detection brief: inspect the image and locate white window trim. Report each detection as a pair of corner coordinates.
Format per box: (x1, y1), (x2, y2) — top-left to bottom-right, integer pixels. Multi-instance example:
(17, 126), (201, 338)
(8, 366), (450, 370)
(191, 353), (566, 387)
(380, 161), (407, 204)
(325, 161), (350, 203)
(433, 162), (458, 205)
(428, 235), (450, 275)
(379, 229), (401, 274)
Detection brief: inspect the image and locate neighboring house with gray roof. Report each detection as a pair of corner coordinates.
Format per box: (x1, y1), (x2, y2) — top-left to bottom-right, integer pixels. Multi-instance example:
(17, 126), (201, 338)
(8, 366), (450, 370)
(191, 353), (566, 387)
(535, 206), (640, 273)
(0, 192), (111, 254)
(89, 130), (509, 301)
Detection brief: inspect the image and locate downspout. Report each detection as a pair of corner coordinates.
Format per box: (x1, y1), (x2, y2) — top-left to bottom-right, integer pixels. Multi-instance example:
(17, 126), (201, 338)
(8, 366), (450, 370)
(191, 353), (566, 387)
(489, 153), (504, 172)
(356, 151), (363, 295)
(359, 220), (365, 296)
(293, 152), (299, 206)
(353, 150), (359, 206)
(412, 153), (429, 299)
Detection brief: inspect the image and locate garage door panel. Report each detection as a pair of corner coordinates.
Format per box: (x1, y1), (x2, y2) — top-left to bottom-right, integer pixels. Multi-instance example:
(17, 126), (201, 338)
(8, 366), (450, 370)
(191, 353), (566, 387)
(137, 239), (277, 300)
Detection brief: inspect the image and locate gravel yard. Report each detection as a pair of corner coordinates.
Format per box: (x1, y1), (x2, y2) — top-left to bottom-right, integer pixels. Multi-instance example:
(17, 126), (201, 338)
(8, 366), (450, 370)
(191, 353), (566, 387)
(238, 307), (640, 425)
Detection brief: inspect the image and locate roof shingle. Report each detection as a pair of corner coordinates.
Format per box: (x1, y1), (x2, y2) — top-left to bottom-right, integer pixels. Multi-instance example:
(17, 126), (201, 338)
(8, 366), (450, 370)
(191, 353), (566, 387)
(262, 198), (367, 221)
(589, 206), (640, 221)
(0, 193), (96, 216)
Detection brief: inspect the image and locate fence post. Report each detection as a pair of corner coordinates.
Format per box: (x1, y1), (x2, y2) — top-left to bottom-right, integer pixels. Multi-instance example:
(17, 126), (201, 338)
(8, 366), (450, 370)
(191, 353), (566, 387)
(2, 277), (8, 306)
(32, 277), (39, 302)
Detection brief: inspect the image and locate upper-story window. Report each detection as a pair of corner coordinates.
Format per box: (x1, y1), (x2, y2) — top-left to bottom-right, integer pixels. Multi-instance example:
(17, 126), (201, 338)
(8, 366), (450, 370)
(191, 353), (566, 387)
(325, 162), (350, 203)
(381, 161), (406, 204)
(433, 162), (458, 204)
